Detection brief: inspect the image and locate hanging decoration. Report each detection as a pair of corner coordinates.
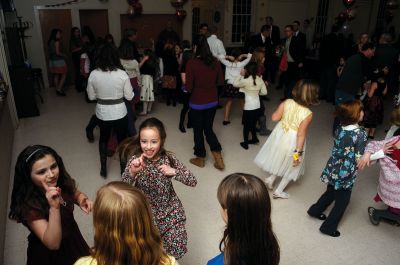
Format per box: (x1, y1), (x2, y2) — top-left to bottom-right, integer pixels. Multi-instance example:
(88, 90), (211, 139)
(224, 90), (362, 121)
(334, 0), (358, 30)
(127, 0), (142, 18)
(342, 0), (356, 9)
(385, 0), (398, 23)
(175, 9), (187, 21)
(170, 0), (188, 22)
(44, 0), (84, 8)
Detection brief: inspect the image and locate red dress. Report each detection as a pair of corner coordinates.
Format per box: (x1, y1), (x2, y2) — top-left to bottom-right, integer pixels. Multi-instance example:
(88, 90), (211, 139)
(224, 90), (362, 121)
(23, 192), (89, 265)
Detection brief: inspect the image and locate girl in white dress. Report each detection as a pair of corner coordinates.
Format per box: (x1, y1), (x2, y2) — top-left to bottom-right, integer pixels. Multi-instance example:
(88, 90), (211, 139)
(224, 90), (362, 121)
(254, 79), (319, 199)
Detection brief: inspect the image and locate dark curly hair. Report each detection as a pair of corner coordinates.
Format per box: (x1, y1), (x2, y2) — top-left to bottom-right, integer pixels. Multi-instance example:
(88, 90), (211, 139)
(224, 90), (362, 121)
(95, 42), (123, 71)
(9, 145), (77, 222)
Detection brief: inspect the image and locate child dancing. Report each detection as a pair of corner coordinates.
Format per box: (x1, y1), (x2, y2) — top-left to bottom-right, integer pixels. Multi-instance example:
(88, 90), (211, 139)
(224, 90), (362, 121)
(121, 118), (197, 259)
(233, 62), (267, 149)
(9, 145), (92, 265)
(254, 79), (319, 199)
(307, 100), (367, 237)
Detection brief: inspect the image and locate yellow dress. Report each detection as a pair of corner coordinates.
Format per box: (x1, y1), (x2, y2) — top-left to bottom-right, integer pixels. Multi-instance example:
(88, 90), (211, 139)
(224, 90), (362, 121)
(254, 99), (312, 181)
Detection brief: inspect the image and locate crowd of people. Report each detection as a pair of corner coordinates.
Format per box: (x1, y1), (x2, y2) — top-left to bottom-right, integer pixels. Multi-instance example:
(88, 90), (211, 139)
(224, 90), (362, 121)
(8, 15), (400, 264)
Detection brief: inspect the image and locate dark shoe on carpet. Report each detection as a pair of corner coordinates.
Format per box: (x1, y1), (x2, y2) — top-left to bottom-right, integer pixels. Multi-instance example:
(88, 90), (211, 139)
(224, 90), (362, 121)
(248, 138), (259, 144)
(56, 90), (66, 96)
(320, 229), (340, 237)
(307, 211), (327, 220)
(85, 127), (94, 143)
(179, 124), (186, 133)
(240, 142), (249, 150)
(100, 167), (107, 179)
(222, 121), (231, 125)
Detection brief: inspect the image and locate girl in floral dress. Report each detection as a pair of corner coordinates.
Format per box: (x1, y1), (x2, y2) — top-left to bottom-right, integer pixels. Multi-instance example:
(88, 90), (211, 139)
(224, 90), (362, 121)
(308, 100), (367, 237)
(121, 118), (197, 259)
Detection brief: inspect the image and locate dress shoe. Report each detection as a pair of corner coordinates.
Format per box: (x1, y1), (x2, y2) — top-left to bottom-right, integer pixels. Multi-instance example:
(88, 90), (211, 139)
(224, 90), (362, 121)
(320, 229), (340, 237)
(222, 121), (231, 125)
(240, 142), (249, 150)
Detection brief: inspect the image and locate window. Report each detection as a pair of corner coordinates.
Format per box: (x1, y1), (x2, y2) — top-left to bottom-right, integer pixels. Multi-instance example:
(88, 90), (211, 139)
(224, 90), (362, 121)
(231, 0), (251, 43)
(315, 0), (329, 36)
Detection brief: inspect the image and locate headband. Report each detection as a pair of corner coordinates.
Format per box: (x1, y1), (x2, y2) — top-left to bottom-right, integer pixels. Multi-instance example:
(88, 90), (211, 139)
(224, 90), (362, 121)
(25, 148), (43, 163)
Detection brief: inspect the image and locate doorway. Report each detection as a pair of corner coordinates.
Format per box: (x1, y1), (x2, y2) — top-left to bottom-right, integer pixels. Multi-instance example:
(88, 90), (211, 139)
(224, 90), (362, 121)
(79, 9), (109, 40)
(38, 9), (72, 85)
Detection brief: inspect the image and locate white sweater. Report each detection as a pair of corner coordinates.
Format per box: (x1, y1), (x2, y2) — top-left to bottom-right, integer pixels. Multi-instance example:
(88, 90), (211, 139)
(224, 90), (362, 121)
(233, 75), (267, 110)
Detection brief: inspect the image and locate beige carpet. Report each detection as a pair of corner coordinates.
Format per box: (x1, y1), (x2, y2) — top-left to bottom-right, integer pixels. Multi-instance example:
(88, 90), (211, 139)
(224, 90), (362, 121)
(3, 85), (400, 265)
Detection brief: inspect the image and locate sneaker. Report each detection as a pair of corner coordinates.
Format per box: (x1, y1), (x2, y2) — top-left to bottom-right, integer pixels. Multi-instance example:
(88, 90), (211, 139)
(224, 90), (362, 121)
(272, 191), (290, 199)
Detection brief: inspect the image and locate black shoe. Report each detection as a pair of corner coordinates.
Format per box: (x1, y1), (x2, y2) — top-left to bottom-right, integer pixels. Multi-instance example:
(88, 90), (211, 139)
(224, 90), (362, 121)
(100, 167), (107, 179)
(248, 138), (259, 144)
(166, 101), (171, 106)
(172, 102), (176, 107)
(307, 211), (327, 220)
(85, 127), (94, 143)
(179, 124), (186, 133)
(240, 142), (249, 150)
(320, 229), (340, 237)
(56, 90), (66, 96)
(223, 121), (231, 125)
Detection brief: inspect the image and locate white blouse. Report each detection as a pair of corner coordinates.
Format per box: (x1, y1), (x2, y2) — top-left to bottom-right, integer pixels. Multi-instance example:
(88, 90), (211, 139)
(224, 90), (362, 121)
(234, 75), (267, 110)
(87, 69), (134, 121)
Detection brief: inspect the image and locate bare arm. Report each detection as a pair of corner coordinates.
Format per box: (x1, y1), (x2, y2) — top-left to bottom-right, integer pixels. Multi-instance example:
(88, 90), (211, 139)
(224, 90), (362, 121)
(27, 184), (62, 250)
(271, 101), (285, 122)
(296, 113), (313, 152)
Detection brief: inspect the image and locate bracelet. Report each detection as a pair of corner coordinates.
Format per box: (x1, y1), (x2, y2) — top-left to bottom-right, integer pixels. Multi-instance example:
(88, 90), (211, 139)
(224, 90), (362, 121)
(294, 150), (304, 155)
(293, 152), (301, 161)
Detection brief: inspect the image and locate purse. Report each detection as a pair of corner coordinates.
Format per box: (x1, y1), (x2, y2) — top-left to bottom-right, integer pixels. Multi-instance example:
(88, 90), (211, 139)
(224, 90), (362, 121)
(162, 75), (177, 89)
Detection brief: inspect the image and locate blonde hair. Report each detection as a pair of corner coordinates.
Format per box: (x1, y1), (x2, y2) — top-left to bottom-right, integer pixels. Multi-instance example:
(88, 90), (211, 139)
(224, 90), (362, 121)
(92, 181), (171, 265)
(390, 106), (400, 126)
(291, 79), (320, 106)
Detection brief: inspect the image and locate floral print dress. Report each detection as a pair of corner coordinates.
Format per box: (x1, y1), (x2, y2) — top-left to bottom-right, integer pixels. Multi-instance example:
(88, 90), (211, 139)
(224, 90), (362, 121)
(122, 152), (197, 259)
(320, 125), (367, 190)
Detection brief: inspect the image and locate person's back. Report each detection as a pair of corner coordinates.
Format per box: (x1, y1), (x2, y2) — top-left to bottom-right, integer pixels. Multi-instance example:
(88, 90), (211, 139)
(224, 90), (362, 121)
(335, 53), (363, 95)
(186, 58), (223, 105)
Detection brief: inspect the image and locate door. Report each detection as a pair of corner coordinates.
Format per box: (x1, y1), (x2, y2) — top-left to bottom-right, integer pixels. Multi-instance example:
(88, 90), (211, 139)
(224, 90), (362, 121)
(120, 14), (182, 52)
(38, 9), (72, 85)
(79, 9), (109, 39)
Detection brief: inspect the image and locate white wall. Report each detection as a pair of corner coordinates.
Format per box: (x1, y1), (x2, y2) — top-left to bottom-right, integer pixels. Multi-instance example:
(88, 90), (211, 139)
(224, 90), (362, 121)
(11, 0), (192, 87)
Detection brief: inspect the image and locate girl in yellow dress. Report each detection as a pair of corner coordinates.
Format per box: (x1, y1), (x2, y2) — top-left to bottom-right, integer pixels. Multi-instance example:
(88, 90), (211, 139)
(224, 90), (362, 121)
(254, 79), (319, 199)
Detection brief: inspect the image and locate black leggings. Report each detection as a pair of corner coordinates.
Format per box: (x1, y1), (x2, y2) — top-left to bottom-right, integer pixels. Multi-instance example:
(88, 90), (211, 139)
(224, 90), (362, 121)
(242, 109), (260, 143)
(98, 116), (129, 147)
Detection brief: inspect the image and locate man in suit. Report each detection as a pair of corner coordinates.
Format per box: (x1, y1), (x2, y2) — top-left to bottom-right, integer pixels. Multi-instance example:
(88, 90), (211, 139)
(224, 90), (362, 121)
(281, 25), (305, 100)
(265, 16), (280, 84)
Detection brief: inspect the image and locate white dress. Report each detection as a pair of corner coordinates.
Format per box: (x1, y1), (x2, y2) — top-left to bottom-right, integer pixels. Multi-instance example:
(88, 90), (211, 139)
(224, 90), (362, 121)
(254, 99), (312, 181)
(140, 75), (154, 102)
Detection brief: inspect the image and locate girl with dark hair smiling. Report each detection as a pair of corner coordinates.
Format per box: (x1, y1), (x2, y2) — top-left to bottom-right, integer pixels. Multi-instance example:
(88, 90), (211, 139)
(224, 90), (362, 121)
(9, 145), (92, 265)
(208, 173), (280, 265)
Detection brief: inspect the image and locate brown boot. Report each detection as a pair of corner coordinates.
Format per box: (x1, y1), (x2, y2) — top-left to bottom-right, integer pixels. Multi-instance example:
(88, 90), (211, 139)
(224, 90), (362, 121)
(211, 151), (225, 170)
(190, 157), (205, 168)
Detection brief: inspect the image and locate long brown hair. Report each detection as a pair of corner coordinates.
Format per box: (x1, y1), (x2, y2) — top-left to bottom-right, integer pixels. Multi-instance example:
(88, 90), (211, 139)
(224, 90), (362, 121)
(217, 173), (280, 265)
(9, 145), (76, 222)
(92, 181), (171, 265)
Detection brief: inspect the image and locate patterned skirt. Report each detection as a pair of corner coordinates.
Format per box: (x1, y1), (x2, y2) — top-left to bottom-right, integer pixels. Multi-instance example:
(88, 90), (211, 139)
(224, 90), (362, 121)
(222, 83), (244, 98)
(140, 75), (155, 102)
(49, 58), (67, 74)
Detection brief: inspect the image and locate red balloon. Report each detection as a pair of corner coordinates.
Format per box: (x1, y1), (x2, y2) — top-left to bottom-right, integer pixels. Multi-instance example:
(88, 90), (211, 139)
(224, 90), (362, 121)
(342, 0), (356, 8)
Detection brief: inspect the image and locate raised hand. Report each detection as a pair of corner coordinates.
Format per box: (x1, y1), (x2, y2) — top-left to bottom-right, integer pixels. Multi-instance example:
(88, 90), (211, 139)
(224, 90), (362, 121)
(78, 196), (93, 214)
(129, 154), (144, 175)
(42, 181), (61, 209)
(383, 140), (396, 155)
(357, 153), (371, 170)
(158, 164), (176, 177)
